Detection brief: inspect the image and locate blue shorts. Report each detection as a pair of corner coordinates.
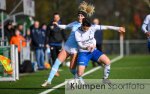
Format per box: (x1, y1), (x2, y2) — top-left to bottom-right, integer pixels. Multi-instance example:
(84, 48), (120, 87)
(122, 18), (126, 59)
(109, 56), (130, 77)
(77, 49), (103, 66)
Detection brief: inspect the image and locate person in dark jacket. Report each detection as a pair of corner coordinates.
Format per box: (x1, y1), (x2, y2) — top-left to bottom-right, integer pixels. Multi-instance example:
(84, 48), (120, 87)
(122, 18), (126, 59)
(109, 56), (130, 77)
(92, 18), (103, 67)
(30, 21), (45, 70)
(40, 23), (47, 45)
(93, 18), (103, 51)
(4, 21), (15, 42)
(46, 13), (66, 76)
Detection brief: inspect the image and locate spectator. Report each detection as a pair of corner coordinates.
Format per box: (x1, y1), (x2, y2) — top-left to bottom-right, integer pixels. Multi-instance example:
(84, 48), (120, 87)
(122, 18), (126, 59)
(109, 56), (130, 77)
(46, 13), (66, 76)
(142, 14), (150, 52)
(25, 29), (31, 47)
(93, 18), (103, 51)
(41, 23), (47, 32)
(17, 24), (24, 35)
(10, 28), (26, 71)
(46, 13), (66, 61)
(4, 21), (15, 42)
(40, 23), (47, 44)
(30, 21), (45, 70)
(91, 18), (103, 67)
(10, 29), (26, 52)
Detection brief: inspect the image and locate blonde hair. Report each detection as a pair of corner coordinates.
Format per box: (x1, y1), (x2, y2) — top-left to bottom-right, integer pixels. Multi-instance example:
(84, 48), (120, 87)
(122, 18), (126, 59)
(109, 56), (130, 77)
(78, 1), (95, 17)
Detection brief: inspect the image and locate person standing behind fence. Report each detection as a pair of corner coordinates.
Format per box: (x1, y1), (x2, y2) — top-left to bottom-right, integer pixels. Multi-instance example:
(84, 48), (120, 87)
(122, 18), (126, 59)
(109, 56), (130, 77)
(46, 13), (66, 76)
(91, 18), (103, 67)
(17, 24), (24, 36)
(93, 18), (103, 51)
(142, 14), (150, 53)
(10, 28), (26, 71)
(40, 23), (47, 46)
(25, 29), (31, 47)
(30, 21), (45, 70)
(4, 22), (15, 42)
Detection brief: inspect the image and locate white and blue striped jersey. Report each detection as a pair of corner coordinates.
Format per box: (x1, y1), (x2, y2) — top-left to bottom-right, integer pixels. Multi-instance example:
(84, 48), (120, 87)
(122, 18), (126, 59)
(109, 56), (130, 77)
(142, 14), (150, 33)
(75, 25), (120, 52)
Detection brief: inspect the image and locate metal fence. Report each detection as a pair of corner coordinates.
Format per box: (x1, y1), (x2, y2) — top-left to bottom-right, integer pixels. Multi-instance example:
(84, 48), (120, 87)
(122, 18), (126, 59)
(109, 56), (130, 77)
(0, 39), (148, 81)
(102, 40), (149, 55)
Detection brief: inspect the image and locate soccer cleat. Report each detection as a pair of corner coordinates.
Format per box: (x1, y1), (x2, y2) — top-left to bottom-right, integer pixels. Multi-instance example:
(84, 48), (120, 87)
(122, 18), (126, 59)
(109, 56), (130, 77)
(78, 79), (85, 85)
(77, 78), (85, 85)
(41, 80), (51, 87)
(102, 78), (111, 85)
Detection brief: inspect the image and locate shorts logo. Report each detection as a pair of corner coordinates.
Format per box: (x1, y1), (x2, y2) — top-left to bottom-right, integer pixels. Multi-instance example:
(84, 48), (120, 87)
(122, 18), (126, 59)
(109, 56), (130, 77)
(79, 62), (85, 64)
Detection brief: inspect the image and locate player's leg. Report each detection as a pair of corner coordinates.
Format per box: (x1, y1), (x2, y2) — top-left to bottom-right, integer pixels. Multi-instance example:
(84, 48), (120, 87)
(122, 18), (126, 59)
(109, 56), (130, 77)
(54, 46), (63, 76)
(40, 49), (45, 69)
(77, 65), (86, 84)
(47, 49), (69, 82)
(41, 49), (69, 87)
(69, 53), (78, 78)
(91, 44), (102, 67)
(98, 54), (110, 79)
(35, 49), (42, 70)
(91, 50), (111, 81)
(77, 52), (90, 84)
(77, 65), (86, 78)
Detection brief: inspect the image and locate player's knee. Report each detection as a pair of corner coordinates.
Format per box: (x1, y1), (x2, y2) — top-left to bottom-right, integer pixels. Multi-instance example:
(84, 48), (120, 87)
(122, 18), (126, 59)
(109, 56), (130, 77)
(78, 71), (83, 77)
(104, 58), (110, 65)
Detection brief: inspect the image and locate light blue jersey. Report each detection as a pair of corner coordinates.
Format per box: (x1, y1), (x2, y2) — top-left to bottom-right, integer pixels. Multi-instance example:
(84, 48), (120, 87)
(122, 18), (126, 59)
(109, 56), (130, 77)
(64, 21), (81, 48)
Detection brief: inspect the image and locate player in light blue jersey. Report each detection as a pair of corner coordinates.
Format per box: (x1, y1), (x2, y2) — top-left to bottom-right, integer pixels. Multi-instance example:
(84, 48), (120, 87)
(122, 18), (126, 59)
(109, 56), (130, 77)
(142, 14), (150, 52)
(75, 18), (125, 84)
(41, 1), (95, 87)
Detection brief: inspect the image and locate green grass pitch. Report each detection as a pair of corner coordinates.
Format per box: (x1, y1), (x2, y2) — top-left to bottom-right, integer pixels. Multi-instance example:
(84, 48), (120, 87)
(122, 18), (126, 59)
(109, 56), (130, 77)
(0, 55), (149, 94)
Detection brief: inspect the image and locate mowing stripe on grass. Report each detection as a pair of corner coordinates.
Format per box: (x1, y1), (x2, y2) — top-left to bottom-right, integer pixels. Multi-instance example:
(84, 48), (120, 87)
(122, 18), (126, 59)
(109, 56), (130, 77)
(39, 56), (123, 94)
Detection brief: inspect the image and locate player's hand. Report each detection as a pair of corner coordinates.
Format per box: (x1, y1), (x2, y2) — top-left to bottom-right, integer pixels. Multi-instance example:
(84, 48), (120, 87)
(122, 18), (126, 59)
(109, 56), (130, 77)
(91, 45), (96, 52)
(50, 47), (54, 50)
(87, 45), (96, 52)
(53, 22), (58, 26)
(145, 32), (150, 38)
(119, 27), (125, 33)
(46, 44), (50, 48)
(87, 46), (91, 52)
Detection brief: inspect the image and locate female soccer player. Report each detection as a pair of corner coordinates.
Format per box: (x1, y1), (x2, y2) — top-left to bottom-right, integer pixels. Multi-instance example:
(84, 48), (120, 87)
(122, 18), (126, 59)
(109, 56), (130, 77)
(142, 14), (150, 52)
(41, 1), (95, 87)
(75, 18), (125, 83)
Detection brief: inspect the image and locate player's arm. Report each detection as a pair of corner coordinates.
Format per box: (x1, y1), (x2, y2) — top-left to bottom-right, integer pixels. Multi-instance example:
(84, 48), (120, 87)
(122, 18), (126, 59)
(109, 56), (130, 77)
(94, 25), (125, 33)
(53, 22), (75, 30)
(101, 25), (125, 32)
(52, 22), (67, 29)
(142, 15), (150, 37)
(89, 38), (96, 52)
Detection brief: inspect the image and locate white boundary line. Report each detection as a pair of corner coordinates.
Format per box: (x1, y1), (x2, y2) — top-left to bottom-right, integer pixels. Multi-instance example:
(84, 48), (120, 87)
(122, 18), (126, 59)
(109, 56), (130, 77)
(39, 56), (123, 94)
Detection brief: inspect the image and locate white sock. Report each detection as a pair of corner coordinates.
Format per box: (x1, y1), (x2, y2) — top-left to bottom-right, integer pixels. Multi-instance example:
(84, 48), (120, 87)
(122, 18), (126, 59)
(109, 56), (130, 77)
(104, 64), (110, 79)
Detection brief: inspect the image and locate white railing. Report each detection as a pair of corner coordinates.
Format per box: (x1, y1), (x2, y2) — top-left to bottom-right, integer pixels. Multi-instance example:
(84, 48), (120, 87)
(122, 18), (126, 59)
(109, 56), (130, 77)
(103, 39), (148, 55)
(0, 45), (19, 81)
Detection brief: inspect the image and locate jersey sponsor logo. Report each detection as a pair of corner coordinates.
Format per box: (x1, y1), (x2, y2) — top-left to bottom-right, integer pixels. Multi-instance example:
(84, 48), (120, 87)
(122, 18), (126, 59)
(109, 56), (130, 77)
(82, 37), (94, 45)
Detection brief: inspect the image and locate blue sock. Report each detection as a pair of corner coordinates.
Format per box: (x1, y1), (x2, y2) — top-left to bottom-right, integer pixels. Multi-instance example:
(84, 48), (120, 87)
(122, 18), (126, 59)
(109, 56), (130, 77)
(70, 69), (77, 75)
(47, 58), (61, 82)
(70, 69), (78, 78)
